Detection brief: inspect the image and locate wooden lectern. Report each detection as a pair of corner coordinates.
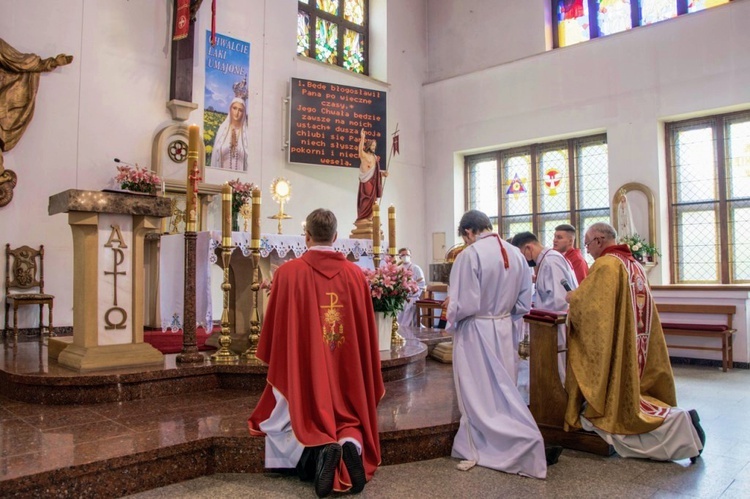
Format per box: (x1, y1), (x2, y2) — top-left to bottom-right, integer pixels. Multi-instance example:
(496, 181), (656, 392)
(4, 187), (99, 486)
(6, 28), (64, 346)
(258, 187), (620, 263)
(524, 310), (613, 456)
(48, 190), (171, 372)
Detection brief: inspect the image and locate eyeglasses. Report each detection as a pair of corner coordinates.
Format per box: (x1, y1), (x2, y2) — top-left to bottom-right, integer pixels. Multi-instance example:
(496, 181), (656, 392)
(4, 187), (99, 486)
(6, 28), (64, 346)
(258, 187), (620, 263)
(584, 237), (601, 248)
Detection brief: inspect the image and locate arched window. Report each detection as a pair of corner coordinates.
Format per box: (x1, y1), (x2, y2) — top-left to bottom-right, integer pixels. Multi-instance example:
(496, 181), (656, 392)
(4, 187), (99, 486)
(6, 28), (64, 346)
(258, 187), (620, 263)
(297, 0), (369, 74)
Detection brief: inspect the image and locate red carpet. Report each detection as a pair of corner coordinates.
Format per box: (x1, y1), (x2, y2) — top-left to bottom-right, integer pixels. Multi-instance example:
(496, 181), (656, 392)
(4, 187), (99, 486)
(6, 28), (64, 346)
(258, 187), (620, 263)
(144, 326), (218, 354)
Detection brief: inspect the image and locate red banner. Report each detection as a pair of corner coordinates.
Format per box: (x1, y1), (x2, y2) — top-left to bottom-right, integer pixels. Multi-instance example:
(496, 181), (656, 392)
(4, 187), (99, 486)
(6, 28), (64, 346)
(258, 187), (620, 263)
(173, 0), (190, 41)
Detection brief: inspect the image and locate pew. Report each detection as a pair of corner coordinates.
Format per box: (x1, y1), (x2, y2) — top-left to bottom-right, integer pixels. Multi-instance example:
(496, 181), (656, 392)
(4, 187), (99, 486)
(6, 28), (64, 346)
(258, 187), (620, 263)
(656, 303), (736, 372)
(524, 310), (613, 456)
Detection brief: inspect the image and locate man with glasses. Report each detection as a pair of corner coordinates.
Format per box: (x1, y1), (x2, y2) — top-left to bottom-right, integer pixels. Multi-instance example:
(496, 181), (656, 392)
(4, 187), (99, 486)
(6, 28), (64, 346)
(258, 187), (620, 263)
(553, 224), (588, 283)
(564, 222), (705, 462)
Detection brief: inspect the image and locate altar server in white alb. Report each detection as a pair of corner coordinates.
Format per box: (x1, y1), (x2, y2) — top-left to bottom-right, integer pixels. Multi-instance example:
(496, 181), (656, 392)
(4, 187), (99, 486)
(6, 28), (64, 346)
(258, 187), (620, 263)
(511, 231), (578, 384)
(446, 210), (557, 479)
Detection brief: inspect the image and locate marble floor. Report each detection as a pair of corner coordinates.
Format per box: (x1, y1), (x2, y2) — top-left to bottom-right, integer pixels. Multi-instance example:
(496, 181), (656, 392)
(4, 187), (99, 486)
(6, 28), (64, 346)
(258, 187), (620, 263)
(1, 334), (748, 498)
(128, 364), (750, 499)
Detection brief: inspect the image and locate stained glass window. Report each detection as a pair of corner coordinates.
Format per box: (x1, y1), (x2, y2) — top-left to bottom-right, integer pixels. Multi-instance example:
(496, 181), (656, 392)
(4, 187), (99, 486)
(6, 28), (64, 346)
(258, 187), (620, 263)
(466, 135), (610, 246)
(555, 0), (733, 48)
(557, 0), (590, 47)
(667, 110), (750, 283)
(343, 29), (364, 73)
(688, 0), (730, 13)
(316, 19), (338, 64)
(344, 0), (365, 25)
(298, 0), (368, 74)
(297, 11), (310, 57)
(641, 0), (677, 25)
(317, 0), (339, 15)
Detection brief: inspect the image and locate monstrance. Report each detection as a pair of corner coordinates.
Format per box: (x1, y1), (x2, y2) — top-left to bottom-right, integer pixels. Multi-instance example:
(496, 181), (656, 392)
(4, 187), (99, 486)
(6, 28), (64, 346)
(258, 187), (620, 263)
(268, 177), (292, 234)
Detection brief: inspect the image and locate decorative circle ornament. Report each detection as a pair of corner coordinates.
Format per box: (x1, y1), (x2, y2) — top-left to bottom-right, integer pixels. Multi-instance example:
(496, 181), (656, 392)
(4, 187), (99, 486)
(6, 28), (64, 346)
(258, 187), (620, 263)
(168, 139), (188, 163)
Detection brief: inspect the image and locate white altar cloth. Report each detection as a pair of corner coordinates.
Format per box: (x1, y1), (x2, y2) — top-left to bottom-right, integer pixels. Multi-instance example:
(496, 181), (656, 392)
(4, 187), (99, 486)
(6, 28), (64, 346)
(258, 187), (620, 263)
(157, 232), (376, 331)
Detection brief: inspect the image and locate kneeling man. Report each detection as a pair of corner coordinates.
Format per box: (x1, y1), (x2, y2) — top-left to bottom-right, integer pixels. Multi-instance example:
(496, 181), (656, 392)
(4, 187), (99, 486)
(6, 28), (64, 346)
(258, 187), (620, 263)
(249, 209), (385, 497)
(564, 222), (704, 461)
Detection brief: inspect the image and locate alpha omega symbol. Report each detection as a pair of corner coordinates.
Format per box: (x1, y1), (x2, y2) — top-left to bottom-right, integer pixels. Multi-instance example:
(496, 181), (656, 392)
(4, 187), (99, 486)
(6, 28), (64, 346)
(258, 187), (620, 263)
(103, 224), (128, 330)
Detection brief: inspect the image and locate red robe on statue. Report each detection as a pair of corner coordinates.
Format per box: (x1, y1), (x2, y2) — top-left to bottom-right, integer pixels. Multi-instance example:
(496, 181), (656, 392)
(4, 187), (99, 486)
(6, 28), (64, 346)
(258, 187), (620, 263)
(357, 160), (383, 221)
(248, 249), (385, 493)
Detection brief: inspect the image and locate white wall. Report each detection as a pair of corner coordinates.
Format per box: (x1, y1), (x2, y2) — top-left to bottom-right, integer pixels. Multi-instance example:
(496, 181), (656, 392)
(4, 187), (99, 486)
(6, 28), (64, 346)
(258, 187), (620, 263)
(426, 0), (549, 82)
(0, 0), (428, 329)
(423, 1), (750, 286)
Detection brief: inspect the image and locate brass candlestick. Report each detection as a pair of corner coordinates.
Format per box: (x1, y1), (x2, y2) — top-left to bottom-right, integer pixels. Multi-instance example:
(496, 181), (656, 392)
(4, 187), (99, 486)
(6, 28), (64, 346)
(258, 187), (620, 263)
(211, 245), (239, 363)
(242, 250), (262, 360)
(391, 316), (405, 345)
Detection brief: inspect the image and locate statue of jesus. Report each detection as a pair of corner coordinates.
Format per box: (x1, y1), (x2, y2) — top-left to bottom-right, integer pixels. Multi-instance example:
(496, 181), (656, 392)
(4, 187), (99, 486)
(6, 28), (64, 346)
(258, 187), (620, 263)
(356, 128), (388, 222)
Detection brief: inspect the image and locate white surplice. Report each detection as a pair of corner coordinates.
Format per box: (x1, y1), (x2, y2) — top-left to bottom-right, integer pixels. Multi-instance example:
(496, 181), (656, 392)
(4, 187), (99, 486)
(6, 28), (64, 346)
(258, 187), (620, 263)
(397, 263), (426, 327)
(447, 233), (547, 479)
(581, 408), (703, 461)
(533, 248), (578, 384)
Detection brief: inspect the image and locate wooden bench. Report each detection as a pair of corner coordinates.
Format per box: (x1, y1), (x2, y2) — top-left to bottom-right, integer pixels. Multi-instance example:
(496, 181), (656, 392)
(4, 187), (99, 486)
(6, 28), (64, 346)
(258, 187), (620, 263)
(655, 303), (736, 372)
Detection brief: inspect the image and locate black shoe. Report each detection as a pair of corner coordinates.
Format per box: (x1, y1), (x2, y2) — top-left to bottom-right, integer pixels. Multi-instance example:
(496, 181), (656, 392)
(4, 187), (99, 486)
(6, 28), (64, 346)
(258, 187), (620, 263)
(688, 409), (706, 463)
(342, 442), (366, 494)
(545, 445), (563, 466)
(314, 443), (342, 498)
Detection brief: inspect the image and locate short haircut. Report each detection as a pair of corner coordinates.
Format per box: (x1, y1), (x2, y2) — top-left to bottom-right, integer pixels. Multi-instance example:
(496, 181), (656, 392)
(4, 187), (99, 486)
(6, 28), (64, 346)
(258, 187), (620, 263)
(306, 208), (337, 243)
(458, 210), (493, 237)
(510, 231), (538, 249)
(555, 224), (577, 234)
(588, 222), (617, 242)
(398, 247), (410, 254)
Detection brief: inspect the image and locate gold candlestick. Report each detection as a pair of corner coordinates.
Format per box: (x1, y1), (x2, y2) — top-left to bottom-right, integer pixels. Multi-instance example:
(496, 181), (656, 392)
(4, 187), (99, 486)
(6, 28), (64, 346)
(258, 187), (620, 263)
(186, 124), (201, 232)
(372, 203), (381, 269)
(388, 204), (397, 257)
(212, 184), (239, 363)
(243, 187), (262, 360)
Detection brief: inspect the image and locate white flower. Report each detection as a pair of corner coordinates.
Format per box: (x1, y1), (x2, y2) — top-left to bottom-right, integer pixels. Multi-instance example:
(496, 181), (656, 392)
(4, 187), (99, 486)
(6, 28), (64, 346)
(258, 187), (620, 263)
(633, 243), (641, 251)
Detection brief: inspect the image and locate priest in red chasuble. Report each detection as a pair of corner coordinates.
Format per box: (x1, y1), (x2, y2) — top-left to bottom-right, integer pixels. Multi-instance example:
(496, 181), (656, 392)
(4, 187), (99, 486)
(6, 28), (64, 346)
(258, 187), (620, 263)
(564, 222), (704, 461)
(249, 209), (384, 497)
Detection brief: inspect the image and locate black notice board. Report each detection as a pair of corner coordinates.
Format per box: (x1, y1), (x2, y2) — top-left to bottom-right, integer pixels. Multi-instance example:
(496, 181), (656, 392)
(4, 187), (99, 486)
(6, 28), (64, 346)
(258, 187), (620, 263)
(288, 77), (387, 168)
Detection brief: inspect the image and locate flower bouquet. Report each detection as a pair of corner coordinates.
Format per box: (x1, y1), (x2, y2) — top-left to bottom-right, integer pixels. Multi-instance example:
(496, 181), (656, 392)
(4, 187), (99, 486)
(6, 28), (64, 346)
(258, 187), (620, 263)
(228, 178), (257, 231)
(363, 256), (421, 350)
(620, 233), (659, 262)
(362, 256), (421, 318)
(114, 164), (162, 195)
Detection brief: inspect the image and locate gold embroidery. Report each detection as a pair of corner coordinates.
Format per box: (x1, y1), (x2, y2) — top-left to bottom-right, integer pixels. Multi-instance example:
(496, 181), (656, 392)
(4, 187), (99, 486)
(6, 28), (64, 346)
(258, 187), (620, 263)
(321, 292), (345, 351)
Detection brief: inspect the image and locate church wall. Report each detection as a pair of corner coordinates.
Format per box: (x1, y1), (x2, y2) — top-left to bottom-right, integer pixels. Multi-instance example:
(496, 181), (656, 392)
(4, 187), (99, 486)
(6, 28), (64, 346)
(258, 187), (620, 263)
(0, 0), (428, 330)
(422, 1), (750, 361)
(425, 0), (550, 83)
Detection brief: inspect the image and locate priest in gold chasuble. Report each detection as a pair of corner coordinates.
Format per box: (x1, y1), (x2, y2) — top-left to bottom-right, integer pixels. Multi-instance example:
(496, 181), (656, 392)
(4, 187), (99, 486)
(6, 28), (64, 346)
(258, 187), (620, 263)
(564, 223), (704, 461)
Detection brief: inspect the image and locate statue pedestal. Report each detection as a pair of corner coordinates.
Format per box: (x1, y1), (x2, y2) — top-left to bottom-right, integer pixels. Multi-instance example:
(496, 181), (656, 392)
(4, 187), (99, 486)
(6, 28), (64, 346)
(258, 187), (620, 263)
(350, 218), (374, 239)
(48, 189), (172, 372)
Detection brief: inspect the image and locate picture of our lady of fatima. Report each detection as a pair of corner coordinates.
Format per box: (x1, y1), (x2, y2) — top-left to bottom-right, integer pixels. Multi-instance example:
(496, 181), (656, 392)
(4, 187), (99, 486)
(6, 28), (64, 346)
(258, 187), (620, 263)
(204, 31), (251, 171)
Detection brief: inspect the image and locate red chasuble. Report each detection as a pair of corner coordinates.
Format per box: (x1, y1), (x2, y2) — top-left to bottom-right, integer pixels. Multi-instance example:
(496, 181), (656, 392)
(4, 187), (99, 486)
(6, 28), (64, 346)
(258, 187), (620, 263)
(248, 250), (385, 492)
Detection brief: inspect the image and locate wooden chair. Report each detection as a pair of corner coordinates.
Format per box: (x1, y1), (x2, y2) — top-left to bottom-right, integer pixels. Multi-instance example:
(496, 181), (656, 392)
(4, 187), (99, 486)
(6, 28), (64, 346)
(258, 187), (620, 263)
(5, 244), (54, 340)
(415, 283), (448, 328)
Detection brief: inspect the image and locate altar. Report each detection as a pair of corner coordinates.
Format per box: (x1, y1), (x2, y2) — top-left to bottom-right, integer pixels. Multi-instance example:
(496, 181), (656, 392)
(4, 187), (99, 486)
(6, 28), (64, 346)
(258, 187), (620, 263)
(149, 232), (378, 334)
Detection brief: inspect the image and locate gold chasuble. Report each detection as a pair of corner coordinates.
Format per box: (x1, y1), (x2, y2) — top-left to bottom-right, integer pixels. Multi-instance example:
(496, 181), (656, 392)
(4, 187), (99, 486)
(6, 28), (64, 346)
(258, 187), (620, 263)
(564, 246), (677, 435)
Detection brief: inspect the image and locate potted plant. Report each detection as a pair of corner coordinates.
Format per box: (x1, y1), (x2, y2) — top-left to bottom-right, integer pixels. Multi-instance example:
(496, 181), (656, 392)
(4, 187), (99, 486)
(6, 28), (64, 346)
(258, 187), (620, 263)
(620, 234), (660, 263)
(114, 164), (162, 195)
(227, 178), (257, 231)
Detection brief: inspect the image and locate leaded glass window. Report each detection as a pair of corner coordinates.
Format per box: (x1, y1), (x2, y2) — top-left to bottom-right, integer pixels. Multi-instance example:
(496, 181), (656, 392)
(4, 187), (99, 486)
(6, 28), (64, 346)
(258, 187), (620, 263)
(667, 110), (750, 283)
(298, 0), (369, 74)
(554, 0), (733, 48)
(466, 135), (609, 251)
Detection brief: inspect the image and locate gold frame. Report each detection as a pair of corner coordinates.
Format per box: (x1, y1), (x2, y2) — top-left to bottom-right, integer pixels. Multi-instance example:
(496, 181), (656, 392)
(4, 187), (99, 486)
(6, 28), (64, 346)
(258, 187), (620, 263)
(611, 182), (656, 246)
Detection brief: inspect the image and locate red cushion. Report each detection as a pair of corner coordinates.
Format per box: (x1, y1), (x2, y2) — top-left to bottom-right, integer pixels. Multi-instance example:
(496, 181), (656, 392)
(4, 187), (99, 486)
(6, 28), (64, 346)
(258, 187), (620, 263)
(661, 322), (728, 332)
(143, 328), (217, 354)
